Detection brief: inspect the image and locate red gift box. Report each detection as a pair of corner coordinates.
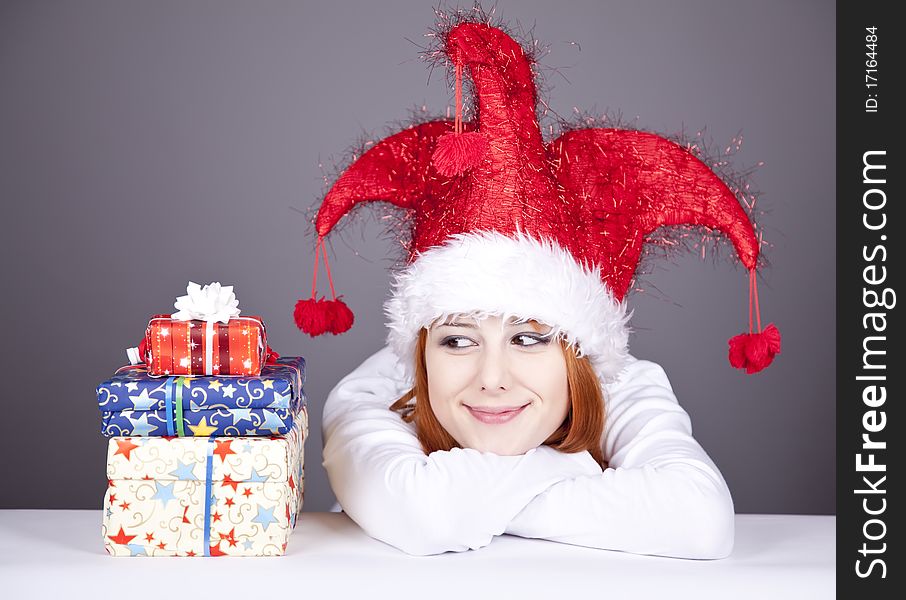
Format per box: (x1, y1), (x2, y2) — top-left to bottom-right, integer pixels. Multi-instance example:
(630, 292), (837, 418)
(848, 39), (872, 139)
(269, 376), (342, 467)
(139, 315), (268, 377)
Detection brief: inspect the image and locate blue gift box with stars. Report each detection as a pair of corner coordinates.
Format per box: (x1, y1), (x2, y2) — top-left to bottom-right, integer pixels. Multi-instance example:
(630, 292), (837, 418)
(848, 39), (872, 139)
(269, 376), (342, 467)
(96, 357), (306, 438)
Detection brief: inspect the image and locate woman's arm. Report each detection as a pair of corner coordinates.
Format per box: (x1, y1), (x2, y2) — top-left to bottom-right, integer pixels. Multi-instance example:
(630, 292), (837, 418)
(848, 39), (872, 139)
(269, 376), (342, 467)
(322, 345), (603, 556)
(504, 357), (735, 559)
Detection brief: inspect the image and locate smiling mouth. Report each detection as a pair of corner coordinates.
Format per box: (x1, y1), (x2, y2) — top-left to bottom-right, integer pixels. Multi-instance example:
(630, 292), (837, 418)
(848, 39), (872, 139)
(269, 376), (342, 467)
(464, 403), (530, 425)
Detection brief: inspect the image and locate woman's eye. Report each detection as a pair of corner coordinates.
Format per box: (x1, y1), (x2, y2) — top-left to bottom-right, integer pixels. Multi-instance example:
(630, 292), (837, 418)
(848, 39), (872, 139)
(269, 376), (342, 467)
(512, 334), (548, 347)
(441, 336), (475, 349)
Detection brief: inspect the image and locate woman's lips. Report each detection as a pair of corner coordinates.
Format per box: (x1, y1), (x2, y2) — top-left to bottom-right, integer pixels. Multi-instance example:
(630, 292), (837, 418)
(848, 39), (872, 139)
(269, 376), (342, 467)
(464, 403), (529, 425)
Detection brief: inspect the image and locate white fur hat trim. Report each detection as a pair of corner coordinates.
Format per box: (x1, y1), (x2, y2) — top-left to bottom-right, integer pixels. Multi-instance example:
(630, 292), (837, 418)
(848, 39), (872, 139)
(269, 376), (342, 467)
(383, 230), (631, 384)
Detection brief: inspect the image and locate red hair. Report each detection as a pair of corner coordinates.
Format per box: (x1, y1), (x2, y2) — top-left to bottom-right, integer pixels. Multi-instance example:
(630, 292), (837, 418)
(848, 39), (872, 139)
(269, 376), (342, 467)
(390, 326), (607, 468)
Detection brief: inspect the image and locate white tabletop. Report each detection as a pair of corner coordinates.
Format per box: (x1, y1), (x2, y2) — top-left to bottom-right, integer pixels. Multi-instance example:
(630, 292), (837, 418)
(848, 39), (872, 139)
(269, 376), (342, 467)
(0, 510), (833, 599)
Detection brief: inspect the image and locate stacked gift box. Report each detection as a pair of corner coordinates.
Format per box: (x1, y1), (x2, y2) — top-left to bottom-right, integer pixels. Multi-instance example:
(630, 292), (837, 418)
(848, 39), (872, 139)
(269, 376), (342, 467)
(97, 282), (308, 557)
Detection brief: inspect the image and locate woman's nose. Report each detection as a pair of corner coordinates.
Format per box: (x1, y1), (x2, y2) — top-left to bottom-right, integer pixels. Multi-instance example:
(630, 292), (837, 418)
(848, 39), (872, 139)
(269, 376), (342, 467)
(477, 347), (511, 393)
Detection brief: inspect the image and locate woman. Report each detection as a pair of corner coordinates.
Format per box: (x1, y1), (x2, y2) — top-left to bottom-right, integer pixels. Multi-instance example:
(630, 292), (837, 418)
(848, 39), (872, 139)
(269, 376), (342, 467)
(316, 229), (742, 559)
(299, 15), (778, 558)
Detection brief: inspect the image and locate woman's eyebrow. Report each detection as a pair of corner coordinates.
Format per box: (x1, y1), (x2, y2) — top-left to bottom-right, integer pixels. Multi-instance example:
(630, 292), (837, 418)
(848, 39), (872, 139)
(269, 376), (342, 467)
(507, 321), (552, 333)
(437, 321), (477, 329)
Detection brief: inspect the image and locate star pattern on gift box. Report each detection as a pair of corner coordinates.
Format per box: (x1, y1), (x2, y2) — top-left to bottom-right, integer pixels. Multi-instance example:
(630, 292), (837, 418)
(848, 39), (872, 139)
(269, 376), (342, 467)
(260, 411), (284, 434)
(170, 460), (198, 480)
(104, 412), (306, 556)
(152, 482), (177, 508)
(188, 417), (217, 437)
(213, 440), (236, 461)
(220, 527), (239, 548)
(252, 504), (278, 531)
(209, 542), (227, 557)
(114, 439), (140, 460)
(247, 467), (268, 484)
(128, 389), (156, 411)
(99, 357), (305, 437)
(269, 392), (289, 408)
(127, 413), (157, 436)
(108, 526), (136, 545)
(231, 408), (252, 424)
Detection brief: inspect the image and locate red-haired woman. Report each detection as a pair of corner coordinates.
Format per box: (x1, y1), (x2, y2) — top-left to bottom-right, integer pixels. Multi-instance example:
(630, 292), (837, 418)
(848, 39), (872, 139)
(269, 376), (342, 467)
(308, 16), (771, 561)
(320, 235), (735, 559)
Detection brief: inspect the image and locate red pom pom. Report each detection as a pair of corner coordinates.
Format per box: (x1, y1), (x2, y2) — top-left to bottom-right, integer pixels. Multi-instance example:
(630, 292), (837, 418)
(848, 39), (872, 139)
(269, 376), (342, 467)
(325, 297), (355, 334)
(728, 323), (781, 374)
(294, 297), (355, 337)
(432, 132), (488, 176)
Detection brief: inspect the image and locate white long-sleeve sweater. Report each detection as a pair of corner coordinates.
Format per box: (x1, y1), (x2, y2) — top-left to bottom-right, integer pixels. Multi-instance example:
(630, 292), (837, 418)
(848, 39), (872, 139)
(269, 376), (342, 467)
(322, 345), (735, 559)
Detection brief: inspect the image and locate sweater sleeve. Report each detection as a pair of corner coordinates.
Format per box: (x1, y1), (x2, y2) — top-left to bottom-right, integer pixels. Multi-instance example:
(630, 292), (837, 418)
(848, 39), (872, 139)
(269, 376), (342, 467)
(505, 357), (736, 559)
(321, 345), (603, 556)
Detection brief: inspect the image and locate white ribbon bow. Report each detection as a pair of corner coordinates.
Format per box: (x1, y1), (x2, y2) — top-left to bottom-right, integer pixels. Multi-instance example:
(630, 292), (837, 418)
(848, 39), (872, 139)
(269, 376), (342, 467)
(171, 281), (241, 324)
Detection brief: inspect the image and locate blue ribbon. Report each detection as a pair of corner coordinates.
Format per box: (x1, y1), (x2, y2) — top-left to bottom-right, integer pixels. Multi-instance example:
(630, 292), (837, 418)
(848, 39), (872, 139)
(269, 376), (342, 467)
(163, 377), (177, 436)
(203, 437), (215, 556)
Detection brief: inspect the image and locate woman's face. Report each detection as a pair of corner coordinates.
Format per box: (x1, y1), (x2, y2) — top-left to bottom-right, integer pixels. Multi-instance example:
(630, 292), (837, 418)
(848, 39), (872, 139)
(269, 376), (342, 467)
(424, 315), (570, 455)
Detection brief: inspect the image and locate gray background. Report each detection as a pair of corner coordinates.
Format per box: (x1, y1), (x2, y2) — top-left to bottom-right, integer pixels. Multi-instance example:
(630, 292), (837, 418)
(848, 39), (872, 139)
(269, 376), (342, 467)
(0, 0), (834, 514)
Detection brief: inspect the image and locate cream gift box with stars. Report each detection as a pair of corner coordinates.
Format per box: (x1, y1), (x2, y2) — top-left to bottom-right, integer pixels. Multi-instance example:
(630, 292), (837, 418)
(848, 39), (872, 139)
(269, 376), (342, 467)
(102, 409), (307, 557)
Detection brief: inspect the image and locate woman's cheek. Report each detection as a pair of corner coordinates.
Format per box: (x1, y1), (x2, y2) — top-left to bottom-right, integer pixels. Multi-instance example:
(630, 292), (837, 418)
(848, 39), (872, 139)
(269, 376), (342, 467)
(426, 355), (463, 398)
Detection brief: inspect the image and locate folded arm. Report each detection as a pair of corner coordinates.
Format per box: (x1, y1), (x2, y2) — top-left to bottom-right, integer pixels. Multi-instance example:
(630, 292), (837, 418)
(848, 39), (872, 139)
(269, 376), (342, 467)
(505, 358), (735, 559)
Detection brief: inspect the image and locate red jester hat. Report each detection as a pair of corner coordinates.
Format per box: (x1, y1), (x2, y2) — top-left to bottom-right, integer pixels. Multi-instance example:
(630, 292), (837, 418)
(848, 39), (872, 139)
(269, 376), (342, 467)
(295, 19), (780, 381)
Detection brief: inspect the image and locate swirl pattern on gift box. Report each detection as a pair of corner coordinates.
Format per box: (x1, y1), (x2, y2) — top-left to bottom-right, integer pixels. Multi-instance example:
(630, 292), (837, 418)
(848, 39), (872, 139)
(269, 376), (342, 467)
(97, 358), (306, 437)
(102, 411), (307, 557)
